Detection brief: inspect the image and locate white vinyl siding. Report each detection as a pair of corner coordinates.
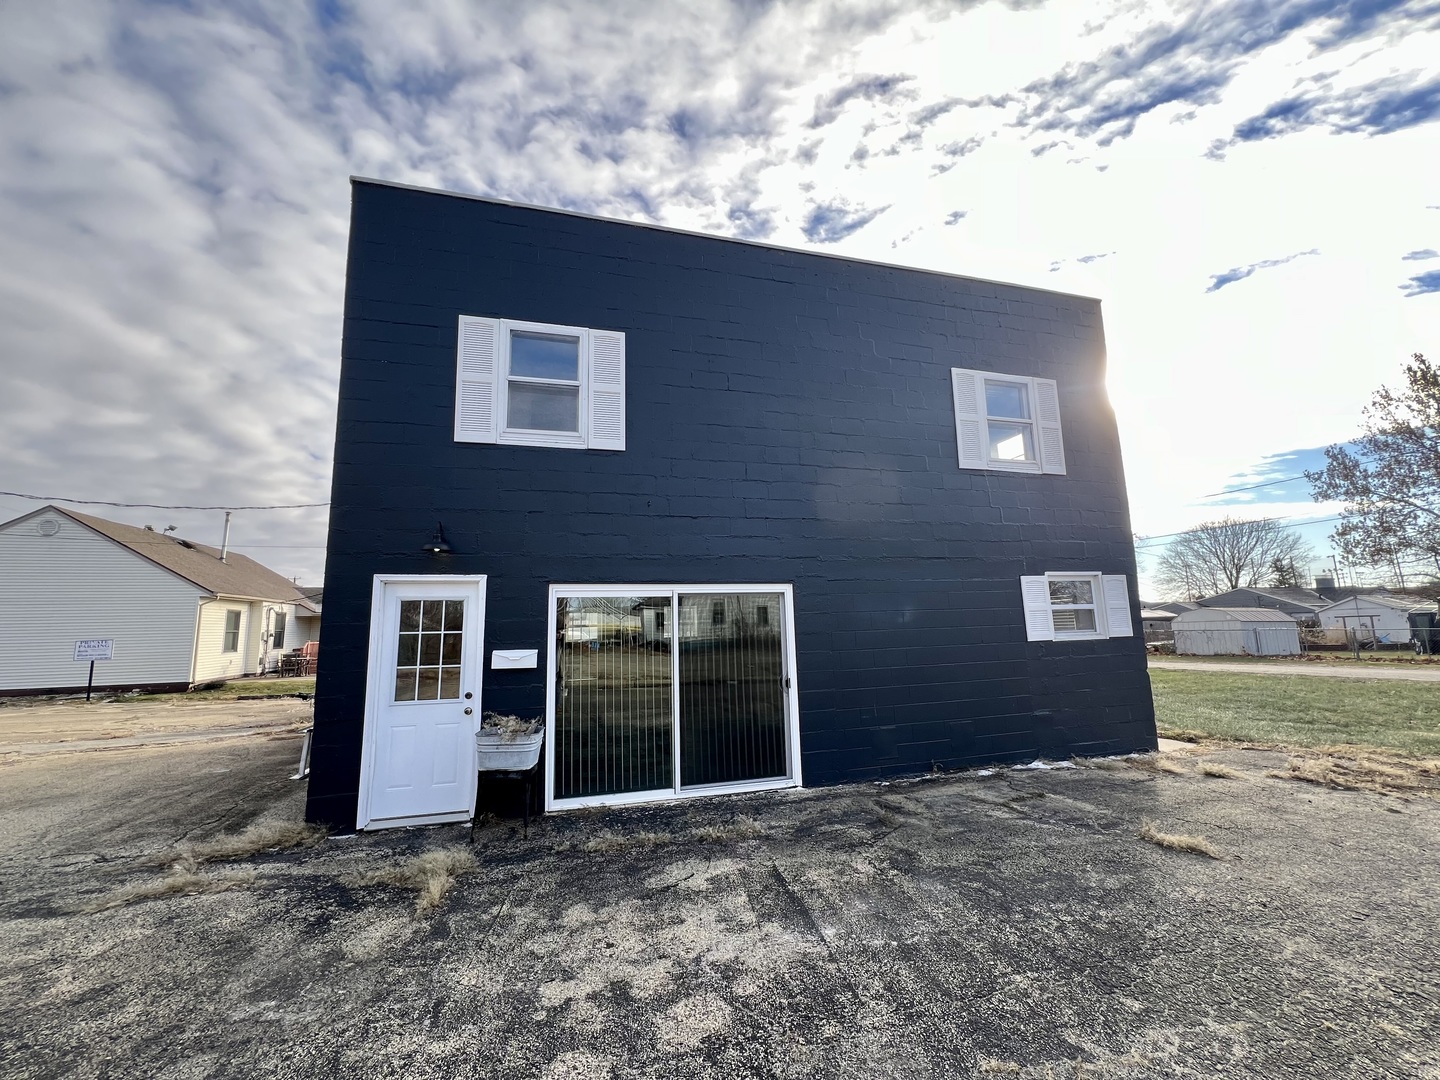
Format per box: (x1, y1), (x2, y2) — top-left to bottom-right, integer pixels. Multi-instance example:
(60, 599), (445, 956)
(1020, 573), (1134, 642)
(257, 601), (318, 673)
(0, 513), (202, 691)
(193, 599), (264, 682)
(454, 315), (626, 450)
(951, 367), (1065, 475)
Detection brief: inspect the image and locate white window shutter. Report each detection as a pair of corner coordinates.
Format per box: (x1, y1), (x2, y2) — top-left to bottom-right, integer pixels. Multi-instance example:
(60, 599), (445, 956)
(455, 316), (499, 444)
(1020, 576), (1055, 641)
(1102, 575), (1134, 637)
(951, 368), (987, 470)
(587, 329), (626, 451)
(1034, 378), (1066, 475)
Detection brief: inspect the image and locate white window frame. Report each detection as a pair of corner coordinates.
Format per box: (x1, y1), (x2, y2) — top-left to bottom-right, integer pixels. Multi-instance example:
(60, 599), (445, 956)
(1020, 573), (1134, 642)
(544, 583), (802, 812)
(498, 318), (589, 449)
(952, 367), (1065, 475)
(222, 609), (242, 653)
(455, 315), (626, 451)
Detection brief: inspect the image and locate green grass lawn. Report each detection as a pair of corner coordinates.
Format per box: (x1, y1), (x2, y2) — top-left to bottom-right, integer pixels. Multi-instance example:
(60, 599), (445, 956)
(1151, 669), (1440, 757)
(117, 677), (316, 703)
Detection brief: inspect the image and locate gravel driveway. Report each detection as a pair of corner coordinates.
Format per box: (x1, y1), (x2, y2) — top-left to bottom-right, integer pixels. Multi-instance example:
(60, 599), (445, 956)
(2, 699), (1438, 1079)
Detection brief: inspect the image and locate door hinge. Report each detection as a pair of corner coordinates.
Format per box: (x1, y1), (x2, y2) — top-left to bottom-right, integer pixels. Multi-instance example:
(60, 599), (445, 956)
(784, 676), (791, 691)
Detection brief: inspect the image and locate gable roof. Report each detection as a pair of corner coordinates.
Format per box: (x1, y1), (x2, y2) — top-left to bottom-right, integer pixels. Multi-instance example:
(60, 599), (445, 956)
(1197, 587), (1324, 614)
(1318, 593), (1436, 615)
(26, 506), (311, 605)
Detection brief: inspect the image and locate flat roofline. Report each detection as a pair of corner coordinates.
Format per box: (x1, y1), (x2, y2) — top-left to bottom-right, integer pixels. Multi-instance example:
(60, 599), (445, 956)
(350, 176), (1102, 304)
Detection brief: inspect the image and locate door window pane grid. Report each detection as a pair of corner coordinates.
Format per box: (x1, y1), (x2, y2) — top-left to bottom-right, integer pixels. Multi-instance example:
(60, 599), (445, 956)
(395, 598), (464, 702)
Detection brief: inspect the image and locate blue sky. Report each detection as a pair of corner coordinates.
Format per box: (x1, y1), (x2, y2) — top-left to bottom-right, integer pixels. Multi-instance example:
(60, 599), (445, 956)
(0, 0), (1437, 595)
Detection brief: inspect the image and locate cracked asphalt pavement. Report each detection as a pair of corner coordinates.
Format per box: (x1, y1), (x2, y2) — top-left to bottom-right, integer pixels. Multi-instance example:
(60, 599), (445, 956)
(2, 698), (1438, 1079)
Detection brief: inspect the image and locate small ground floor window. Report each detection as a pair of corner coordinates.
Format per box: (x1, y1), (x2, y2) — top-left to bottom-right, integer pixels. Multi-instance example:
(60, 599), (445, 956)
(546, 584), (802, 811)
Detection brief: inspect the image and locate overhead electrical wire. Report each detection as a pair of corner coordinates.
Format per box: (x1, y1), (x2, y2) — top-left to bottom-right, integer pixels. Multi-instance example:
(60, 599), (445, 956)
(0, 489), (328, 511)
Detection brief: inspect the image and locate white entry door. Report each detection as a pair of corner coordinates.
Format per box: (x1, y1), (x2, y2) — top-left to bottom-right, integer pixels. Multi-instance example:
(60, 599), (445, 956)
(359, 575), (486, 830)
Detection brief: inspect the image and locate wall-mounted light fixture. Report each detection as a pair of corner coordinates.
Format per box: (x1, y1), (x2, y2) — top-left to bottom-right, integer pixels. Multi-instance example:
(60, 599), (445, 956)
(423, 522), (452, 555)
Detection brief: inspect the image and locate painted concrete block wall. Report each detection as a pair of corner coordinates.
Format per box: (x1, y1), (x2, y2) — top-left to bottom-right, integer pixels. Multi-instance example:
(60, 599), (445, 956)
(0, 511), (201, 691)
(307, 180), (1156, 829)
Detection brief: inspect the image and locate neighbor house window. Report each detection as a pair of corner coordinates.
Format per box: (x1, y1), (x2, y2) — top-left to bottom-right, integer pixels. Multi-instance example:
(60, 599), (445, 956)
(271, 611), (286, 649)
(712, 600), (726, 626)
(951, 367), (1065, 474)
(1019, 574), (1134, 641)
(454, 315), (626, 451)
(756, 604), (770, 627)
(222, 610), (241, 653)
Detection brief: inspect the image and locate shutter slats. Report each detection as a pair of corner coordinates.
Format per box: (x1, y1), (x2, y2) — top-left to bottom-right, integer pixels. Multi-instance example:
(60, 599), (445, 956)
(1034, 378), (1066, 475)
(1020, 576), (1054, 641)
(952, 368), (987, 470)
(588, 329), (626, 451)
(455, 316), (499, 444)
(1102, 575), (1133, 637)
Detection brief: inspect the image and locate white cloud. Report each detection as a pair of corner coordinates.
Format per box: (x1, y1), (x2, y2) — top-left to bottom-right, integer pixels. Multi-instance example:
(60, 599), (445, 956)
(0, 0), (1436, 590)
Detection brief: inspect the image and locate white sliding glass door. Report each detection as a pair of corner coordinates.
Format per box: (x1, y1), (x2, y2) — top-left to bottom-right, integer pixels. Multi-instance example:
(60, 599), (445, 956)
(546, 585), (801, 810)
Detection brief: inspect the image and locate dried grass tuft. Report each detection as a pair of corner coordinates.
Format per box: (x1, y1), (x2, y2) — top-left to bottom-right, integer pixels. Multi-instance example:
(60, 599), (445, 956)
(977, 1061), (1022, 1075)
(1138, 821), (1221, 859)
(348, 847), (477, 916)
(1196, 762), (1243, 779)
(582, 830), (674, 854)
(84, 858), (257, 912)
(1126, 754), (1188, 775)
(1084, 756), (1131, 771)
(693, 816), (767, 843)
(1266, 753), (1440, 798)
(159, 820), (328, 866)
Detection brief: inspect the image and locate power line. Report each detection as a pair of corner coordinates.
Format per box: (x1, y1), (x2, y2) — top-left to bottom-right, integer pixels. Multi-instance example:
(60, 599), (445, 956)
(1133, 515), (1346, 551)
(1198, 474), (1308, 498)
(0, 490), (328, 511)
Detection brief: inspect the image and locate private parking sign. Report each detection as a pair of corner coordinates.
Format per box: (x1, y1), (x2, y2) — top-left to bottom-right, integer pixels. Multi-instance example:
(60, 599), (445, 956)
(74, 639), (115, 662)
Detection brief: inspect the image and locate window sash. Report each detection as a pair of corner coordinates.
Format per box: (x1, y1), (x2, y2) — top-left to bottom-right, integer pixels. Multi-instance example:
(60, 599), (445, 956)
(222, 610), (241, 653)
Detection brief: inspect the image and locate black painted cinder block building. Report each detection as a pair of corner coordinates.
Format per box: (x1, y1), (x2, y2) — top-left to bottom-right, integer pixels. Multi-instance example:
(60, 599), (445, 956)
(305, 177), (1156, 833)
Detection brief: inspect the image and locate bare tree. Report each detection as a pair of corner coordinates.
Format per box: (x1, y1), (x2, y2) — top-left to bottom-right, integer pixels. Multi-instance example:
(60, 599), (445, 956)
(1154, 517), (1314, 600)
(1306, 352), (1440, 583)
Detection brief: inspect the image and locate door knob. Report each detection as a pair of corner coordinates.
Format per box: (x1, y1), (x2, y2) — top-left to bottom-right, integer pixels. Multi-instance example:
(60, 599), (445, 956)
(464, 707), (473, 715)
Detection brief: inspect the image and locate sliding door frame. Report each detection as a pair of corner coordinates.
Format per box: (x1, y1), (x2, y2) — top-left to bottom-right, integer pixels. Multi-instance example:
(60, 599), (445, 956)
(544, 583), (802, 812)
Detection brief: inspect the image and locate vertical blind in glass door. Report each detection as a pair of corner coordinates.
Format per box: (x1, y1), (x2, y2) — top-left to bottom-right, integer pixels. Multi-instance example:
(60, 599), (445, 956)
(552, 589), (791, 803)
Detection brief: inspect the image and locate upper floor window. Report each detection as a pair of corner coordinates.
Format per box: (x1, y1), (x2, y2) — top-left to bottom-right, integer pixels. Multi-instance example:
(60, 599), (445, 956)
(454, 315), (626, 451)
(951, 367), (1065, 474)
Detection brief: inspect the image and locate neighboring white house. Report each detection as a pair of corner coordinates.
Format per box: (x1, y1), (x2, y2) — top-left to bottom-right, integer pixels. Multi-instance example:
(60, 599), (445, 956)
(0, 505), (319, 694)
(1316, 594), (1433, 645)
(1172, 607), (1300, 656)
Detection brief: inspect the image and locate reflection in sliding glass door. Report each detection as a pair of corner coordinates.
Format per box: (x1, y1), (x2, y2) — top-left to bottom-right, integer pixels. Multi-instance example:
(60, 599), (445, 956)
(552, 595), (673, 800)
(678, 592), (787, 788)
(548, 585), (797, 809)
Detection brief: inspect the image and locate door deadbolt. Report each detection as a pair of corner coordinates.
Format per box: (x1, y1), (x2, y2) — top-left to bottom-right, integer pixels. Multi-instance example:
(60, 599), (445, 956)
(464, 691), (473, 699)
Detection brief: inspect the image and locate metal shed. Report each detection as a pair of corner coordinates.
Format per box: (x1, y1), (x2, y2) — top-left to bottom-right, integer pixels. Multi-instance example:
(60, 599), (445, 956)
(1172, 607), (1300, 656)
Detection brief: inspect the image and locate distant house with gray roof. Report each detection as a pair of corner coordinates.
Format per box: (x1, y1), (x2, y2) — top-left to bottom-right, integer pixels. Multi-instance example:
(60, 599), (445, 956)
(0, 504), (320, 695)
(1196, 587), (1328, 623)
